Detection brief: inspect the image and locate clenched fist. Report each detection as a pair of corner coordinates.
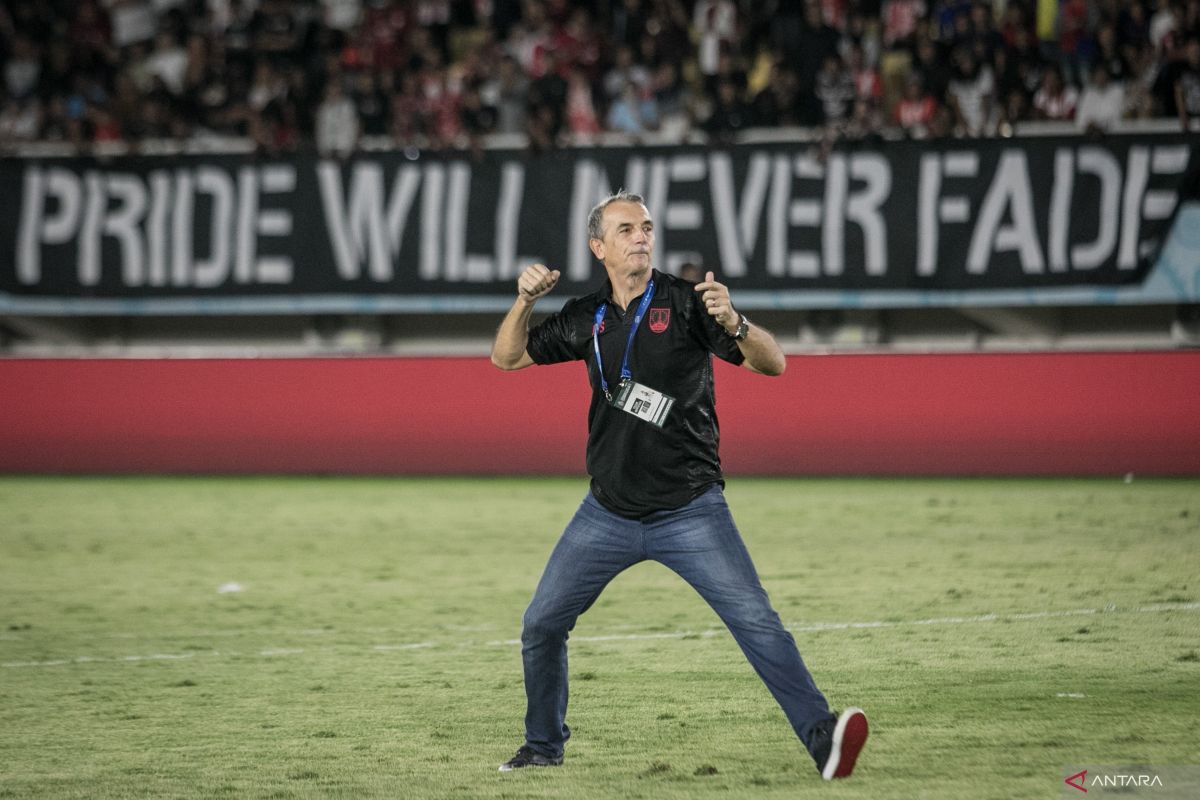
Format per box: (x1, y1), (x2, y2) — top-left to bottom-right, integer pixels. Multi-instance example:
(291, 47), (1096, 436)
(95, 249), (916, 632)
(517, 263), (561, 303)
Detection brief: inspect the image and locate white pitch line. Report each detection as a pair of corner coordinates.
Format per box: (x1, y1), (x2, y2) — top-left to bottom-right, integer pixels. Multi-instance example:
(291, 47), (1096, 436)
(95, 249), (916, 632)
(2, 653), (197, 668)
(3, 602), (1197, 669)
(372, 642), (434, 651)
(481, 602), (1199, 645)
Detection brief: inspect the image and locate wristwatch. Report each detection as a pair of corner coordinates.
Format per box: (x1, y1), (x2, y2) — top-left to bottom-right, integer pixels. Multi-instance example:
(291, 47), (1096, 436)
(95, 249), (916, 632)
(727, 313), (750, 341)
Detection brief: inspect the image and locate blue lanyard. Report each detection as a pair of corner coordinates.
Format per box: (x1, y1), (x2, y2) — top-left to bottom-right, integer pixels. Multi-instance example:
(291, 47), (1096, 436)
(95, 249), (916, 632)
(592, 279), (655, 400)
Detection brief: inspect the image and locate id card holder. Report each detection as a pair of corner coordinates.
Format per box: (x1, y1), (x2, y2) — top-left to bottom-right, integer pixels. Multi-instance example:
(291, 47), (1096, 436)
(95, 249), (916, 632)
(610, 379), (675, 427)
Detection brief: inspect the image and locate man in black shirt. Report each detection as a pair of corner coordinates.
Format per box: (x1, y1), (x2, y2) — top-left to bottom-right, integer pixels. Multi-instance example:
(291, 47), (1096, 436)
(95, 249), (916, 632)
(490, 191), (868, 781)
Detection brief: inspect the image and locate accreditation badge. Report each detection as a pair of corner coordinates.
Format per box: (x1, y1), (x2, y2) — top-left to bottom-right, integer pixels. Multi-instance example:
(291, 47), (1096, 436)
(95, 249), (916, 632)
(610, 379), (675, 427)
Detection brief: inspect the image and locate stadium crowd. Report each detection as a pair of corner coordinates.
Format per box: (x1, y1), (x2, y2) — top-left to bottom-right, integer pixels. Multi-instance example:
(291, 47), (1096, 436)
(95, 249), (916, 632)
(1, 0), (1199, 155)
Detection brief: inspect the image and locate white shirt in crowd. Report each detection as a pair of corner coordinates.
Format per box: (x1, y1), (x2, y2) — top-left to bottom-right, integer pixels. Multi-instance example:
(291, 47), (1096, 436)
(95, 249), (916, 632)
(146, 42), (189, 95)
(321, 0), (362, 31)
(109, 1), (157, 47)
(1076, 83), (1126, 130)
(949, 65), (994, 135)
(316, 90), (359, 157)
(693, 0), (737, 76)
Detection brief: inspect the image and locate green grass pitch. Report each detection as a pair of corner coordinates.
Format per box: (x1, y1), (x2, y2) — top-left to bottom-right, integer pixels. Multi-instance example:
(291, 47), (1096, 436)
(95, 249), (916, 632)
(1, 476), (1198, 799)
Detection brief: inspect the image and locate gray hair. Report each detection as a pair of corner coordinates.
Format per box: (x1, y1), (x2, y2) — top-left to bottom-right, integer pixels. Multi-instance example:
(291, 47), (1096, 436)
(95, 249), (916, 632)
(586, 190), (646, 242)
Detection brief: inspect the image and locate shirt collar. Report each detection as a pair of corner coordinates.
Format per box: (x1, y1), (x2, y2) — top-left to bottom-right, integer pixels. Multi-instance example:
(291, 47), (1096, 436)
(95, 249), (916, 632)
(600, 268), (661, 306)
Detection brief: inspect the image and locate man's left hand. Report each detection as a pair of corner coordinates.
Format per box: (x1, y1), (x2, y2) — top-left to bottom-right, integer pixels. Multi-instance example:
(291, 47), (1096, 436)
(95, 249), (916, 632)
(694, 271), (738, 333)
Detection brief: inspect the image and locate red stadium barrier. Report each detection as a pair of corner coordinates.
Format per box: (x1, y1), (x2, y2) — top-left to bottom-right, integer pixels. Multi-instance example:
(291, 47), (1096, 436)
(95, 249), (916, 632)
(1, 353), (1198, 475)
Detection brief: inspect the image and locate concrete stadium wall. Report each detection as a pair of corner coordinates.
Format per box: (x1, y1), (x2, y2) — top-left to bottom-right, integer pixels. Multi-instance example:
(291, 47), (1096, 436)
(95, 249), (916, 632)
(2, 353), (1198, 476)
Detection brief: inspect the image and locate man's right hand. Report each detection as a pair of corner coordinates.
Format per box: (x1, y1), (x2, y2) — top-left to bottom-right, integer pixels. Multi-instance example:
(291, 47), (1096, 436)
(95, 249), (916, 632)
(518, 263), (561, 303)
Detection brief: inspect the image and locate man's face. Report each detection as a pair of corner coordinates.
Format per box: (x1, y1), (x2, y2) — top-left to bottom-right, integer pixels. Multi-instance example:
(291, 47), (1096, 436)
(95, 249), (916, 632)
(590, 201), (655, 275)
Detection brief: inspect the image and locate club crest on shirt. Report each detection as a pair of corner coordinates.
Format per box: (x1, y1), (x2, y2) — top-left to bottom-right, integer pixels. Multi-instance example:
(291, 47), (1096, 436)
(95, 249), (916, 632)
(648, 308), (670, 333)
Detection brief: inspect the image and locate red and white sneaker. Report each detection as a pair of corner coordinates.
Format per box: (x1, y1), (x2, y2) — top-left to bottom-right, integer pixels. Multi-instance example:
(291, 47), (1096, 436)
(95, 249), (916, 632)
(816, 707), (869, 780)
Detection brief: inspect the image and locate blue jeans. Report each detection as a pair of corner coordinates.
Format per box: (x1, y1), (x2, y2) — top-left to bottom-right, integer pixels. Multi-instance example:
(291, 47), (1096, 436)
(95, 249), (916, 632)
(520, 485), (832, 759)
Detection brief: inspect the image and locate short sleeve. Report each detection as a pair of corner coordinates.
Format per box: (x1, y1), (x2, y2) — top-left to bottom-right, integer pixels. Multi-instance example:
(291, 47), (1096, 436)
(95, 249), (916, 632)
(687, 289), (745, 366)
(526, 299), (586, 365)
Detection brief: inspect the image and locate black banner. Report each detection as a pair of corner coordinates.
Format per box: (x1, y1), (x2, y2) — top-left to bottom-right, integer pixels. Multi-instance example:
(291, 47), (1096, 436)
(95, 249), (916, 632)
(1, 134), (1195, 303)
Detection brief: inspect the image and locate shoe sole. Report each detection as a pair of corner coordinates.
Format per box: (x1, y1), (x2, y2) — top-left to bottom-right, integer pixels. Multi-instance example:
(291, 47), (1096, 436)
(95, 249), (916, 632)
(498, 759), (563, 772)
(821, 707), (868, 780)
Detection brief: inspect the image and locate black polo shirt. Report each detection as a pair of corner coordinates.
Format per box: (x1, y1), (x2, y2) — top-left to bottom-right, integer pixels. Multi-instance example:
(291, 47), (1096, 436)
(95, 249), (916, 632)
(526, 269), (745, 518)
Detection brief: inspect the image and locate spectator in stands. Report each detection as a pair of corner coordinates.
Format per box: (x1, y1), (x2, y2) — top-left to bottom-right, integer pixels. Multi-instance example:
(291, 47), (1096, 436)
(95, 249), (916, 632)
(5, 0), (1200, 151)
(965, 2), (1004, 63)
(753, 61), (807, 127)
(485, 55), (529, 136)
(110, 70), (144, 141)
(353, 70), (389, 137)
(1057, 0), (1090, 87)
(603, 45), (651, 104)
(997, 86), (1032, 135)
(912, 35), (951, 105)
(651, 62), (691, 139)
(641, 0), (691, 69)
(0, 92), (42, 146)
(693, 0), (738, 96)
(110, 1), (157, 52)
(931, 0), (970, 43)
(1076, 62), (1126, 132)
(1175, 35), (1200, 129)
(565, 64), (601, 138)
(611, 0), (651, 53)
(1118, 2), (1152, 64)
(606, 79), (658, 136)
(390, 72), (426, 146)
(815, 52), (856, 127)
(894, 74), (938, 137)
(320, 0), (363, 38)
(843, 97), (885, 141)
(461, 80), (498, 155)
(1007, 24), (1046, 100)
(506, 1), (553, 78)
(314, 77), (357, 157)
(554, 8), (603, 77)
(704, 78), (749, 144)
(357, 0), (410, 74)
(990, 42), (1025, 116)
(710, 49), (748, 96)
(248, 60), (287, 122)
(883, 0), (927, 51)
(1094, 23), (1133, 83)
(841, 9), (882, 71)
(848, 42), (883, 108)
(39, 40), (74, 109)
(927, 100), (956, 138)
(1149, 0), (1181, 56)
(1032, 64), (1078, 121)
(795, 0), (841, 91)
(223, 0), (257, 73)
(1186, 0), (1200, 37)
(189, 40), (240, 137)
(427, 67), (464, 151)
(946, 46), (994, 135)
(526, 48), (567, 147)
(3, 35), (41, 101)
(253, 0), (304, 63)
(68, 1), (116, 73)
(146, 31), (189, 101)
(415, 0), (453, 63)
(765, 1), (803, 63)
